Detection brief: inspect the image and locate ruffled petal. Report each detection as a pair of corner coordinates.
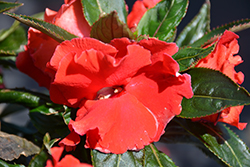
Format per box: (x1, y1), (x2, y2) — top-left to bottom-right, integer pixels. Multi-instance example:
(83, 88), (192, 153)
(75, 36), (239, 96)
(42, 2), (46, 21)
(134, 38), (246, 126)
(49, 38), (152, 106)
(126, 72), (192, 140)
(70, 93), (158, 154)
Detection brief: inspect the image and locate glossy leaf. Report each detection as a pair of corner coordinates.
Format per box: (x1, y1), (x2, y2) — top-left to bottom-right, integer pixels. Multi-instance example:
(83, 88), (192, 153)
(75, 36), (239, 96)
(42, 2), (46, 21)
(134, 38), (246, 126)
(81, 0), (127, 26)
(176, 0), (210, 47)
(191, 19), (250, 47)
(4, 12), (77, 43)
(137, 0), (188, 41)
(0, 131), (40, 161)
(179, 68), (250, 118)
(91, 11), (134, 43)
(92, 144), (176, 167)
(0, 1), (23, 13)
(0, 89), (50, 109)
(174, 118), (250, 167)
(172, 45), (214, 72)
(29, 106), (70, 139)
(0, 159), (25, 167)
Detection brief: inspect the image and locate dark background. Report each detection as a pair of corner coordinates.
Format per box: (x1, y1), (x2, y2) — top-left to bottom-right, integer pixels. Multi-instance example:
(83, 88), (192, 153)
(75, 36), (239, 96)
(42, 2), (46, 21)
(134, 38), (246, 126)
(1, 0), (250, 166)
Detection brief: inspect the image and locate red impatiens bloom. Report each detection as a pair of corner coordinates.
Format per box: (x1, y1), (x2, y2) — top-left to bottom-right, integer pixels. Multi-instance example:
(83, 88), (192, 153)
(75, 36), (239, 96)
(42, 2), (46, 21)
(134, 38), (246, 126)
(46, 146), (92, 167)
(127, 0), (161, 31)
(45, 37), (193, 154)
(16, 0), (90, 89)
(194, 30), (247, 130)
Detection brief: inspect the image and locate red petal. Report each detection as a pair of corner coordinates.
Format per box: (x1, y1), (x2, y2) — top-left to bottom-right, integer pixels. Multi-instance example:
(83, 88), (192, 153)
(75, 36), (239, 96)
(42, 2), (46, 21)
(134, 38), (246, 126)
(51, 0), (90, 37)
(196, 30), (243, 84)
(139, 38), (178, 63)
(57, 155), (92, 167)
(44, 8), (57, 22)
(16, 46), (51, 89)
(126, 62), (193, 140)
(59, 130), (81, 151)
(49, 38), (152, 106)
(47, 38), (117, 72)
(70, 93), (158, 154)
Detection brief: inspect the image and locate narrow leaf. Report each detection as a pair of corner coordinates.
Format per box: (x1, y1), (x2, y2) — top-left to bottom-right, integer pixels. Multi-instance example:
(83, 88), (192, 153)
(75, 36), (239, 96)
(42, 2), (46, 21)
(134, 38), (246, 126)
(0, 131), (40, 161)
(174, 118), (250, 167)
(91, 11), (134, 43)
(81, 0), (127, 26)
(172, 45), (214, 72)
(0, 1), (23, 13)
(191, 19), (250, 47)
(176, 0), (210, 47)
(91, 144), (176, 167)
(4, 12), (78, 43)
(179, 68), (250, 118)
(137, 0), (188, 41)
(0, 89), (50, 109)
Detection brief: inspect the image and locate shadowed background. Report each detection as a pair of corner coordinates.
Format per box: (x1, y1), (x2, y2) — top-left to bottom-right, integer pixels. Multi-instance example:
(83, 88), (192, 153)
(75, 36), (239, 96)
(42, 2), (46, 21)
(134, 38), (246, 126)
(0, 0), (250, 166)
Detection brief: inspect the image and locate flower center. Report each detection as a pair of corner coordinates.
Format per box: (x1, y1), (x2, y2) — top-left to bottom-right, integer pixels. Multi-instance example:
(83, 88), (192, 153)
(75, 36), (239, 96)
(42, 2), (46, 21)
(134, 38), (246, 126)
(95, 86), (123, 100)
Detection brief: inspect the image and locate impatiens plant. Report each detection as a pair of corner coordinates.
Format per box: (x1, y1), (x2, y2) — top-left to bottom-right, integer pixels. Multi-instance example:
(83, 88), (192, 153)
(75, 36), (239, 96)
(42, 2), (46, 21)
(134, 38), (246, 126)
(0, 0), (250, 166)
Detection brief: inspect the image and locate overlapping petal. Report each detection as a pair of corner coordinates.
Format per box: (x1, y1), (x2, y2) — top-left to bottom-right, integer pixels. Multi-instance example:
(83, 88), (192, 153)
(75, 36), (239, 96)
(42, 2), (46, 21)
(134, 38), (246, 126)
(195, 30), (247, 129)
(16, 0), (90, 89)
(52, 37), (193, 153)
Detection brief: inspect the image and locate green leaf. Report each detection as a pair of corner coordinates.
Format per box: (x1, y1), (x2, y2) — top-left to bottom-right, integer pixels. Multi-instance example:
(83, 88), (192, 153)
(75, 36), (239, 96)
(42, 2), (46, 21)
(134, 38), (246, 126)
(29, 106), (70, 139)
(4, 12), (78, 43)
(172, 45), (214, 72)
(174, 118), (250, 167)
(191, 19), (250, 47)
(0, 89), (50, 109)
(91, 11), (134, 43)
(28, 134), (50, 167)
(0, 1), (23, 13)
(0, 159), (25, 167)
(179, 68), (250, 118)
(81, 0), (127, 26)
(0, 131), (40, 161)
(91, 144), (176, 167)
(0, 26), (26, 54)
(137, 0), (188, 41)
(176, 0), (210, 47)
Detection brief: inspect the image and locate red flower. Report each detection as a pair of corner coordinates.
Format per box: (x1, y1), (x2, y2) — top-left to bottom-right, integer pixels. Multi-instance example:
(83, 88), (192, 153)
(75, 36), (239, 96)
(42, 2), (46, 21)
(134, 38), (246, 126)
(194, 30), (247, 130)
(46, 37), (193, 154)
(127, 0), (161, 31)
(45, 146), (92, 167)
(16, 0), (90, 89)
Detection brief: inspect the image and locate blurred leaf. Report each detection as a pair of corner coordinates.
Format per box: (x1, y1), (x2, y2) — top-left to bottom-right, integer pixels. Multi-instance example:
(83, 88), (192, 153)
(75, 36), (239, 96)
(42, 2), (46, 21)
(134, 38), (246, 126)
(91, 11), (134, 43)
(0, 120), (36, 135)
(81, 0), (127, 26)
(0, 26), (26, 54)
(176, 0), (210, 47)
(0, 1), (23, 13)
(0, 104), (26, 118)
(0, 89), (50, 109)
(4, 12), (77, 43)
(92, 144), (176, 167)
(172, 45), (214, 72)
(0, 159), (25, 167)
(191, 19), (250, 47)
(174, 118), (250, 167)
(0, 131), (40, 161)
(179, 68), (250, 118)
(137, 0), (188, 41)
